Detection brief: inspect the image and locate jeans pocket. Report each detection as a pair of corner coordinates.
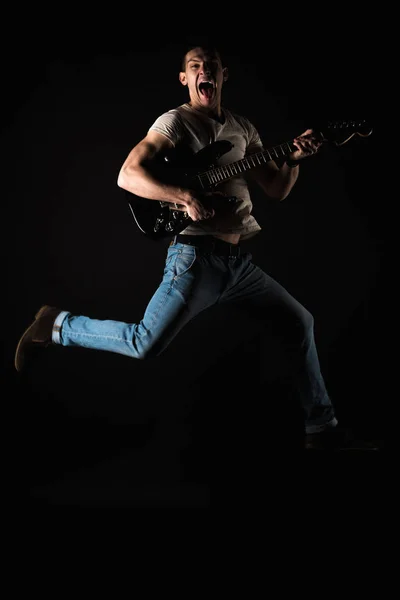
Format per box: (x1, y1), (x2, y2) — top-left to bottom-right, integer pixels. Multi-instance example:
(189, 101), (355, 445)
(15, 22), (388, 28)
(164, 249), (179, 273)
(174, 248), (197, 278)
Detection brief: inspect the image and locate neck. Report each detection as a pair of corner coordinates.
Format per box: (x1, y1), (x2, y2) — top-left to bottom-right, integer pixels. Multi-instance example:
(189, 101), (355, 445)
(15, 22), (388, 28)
(188, 102), (223, 122)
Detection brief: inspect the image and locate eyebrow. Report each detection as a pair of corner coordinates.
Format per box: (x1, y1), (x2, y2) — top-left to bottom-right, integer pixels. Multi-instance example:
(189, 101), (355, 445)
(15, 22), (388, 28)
(187, 56), (218, 63)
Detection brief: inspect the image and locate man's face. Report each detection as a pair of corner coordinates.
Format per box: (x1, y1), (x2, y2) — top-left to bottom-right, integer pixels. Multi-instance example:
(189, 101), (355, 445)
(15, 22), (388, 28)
(179, 47), (227, 110)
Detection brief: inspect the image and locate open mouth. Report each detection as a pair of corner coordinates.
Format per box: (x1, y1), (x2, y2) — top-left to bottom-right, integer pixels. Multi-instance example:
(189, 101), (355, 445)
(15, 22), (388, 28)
(199, 81), (215, 99)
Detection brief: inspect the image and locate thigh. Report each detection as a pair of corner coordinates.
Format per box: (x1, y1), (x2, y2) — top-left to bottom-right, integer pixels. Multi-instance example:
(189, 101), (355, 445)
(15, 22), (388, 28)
(221, 257), (313, 333)
(141, 244), (224, 344)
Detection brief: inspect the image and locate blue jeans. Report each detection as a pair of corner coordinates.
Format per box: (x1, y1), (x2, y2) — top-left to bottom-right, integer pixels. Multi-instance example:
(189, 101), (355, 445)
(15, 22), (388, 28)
(53, 242), (337, 434)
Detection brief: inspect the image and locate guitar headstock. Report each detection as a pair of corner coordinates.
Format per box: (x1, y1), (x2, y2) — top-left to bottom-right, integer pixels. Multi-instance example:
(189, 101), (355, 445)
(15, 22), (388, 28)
(317, 120), (373, 146)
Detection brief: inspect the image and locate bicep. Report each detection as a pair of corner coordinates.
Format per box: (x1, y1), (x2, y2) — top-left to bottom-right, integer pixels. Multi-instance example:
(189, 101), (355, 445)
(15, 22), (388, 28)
(120, 130), (174, 171)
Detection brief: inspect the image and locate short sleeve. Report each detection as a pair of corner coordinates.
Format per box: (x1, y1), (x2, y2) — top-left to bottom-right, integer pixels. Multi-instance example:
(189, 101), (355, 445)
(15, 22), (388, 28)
(245, 120), (264, 154)
(148, 109), (185, 147)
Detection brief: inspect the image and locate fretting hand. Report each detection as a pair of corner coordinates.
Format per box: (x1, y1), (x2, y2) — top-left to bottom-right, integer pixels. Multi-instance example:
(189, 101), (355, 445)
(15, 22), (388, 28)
(290, 129), (323, 162)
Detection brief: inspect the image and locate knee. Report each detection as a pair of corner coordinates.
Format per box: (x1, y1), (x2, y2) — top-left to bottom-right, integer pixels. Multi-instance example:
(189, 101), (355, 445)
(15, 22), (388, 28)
(288, 307), (314, 346)
(299, 308), (314, 344)
(302, 308), (314, 332)
(134, 341), (163, 361)
(135, 347), (158, 360)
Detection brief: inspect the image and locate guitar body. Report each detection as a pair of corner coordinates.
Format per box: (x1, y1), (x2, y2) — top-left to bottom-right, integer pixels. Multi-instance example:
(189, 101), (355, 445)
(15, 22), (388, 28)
(126, 140), (235, 240)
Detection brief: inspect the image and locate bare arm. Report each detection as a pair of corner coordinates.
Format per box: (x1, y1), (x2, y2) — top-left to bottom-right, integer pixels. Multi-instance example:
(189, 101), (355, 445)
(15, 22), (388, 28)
(247, 129), (323, 201)
(117, 130), (214, 221)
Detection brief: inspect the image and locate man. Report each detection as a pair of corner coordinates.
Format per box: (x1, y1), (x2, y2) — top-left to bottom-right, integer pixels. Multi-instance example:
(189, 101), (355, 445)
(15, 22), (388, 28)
(14, 44), (364, 449)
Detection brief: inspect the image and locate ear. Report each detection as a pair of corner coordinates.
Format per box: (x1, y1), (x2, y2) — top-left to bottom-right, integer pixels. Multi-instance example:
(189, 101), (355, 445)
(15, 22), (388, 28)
(179, 72), (187, 86)
(222, 67), (229, 82)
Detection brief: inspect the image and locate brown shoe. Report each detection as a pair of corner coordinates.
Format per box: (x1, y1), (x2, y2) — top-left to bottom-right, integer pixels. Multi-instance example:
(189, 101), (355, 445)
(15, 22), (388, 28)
(15, 305), (63, 372)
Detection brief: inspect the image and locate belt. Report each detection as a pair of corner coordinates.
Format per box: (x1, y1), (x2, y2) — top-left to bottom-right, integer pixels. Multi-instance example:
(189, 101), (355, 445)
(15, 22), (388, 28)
(171, 234), (241, 257)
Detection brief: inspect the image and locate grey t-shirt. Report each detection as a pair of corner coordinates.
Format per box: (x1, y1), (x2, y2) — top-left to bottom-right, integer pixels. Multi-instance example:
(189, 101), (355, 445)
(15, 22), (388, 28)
(149, 103), (264, 240)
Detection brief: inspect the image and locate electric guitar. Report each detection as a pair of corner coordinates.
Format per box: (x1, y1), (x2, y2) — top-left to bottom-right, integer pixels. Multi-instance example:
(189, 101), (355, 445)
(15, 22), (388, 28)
(125, 120), (372, 240)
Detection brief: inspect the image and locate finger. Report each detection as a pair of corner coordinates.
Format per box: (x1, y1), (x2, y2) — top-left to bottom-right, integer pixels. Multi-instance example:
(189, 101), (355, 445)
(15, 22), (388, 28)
(294, 139), (316, 155)
(173, 203), (187, 211)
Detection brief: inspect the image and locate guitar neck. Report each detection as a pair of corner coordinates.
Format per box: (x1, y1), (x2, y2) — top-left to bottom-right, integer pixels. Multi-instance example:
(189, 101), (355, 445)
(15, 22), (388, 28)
(196, 139), (297, 188)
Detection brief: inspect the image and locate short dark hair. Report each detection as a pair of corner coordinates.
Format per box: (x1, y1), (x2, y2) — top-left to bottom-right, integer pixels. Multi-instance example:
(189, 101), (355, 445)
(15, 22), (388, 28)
(180, 41), (222, 71)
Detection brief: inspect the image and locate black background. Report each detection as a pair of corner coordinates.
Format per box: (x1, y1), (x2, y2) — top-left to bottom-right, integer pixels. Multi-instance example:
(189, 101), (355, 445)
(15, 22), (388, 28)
(3, 20), (384, 505)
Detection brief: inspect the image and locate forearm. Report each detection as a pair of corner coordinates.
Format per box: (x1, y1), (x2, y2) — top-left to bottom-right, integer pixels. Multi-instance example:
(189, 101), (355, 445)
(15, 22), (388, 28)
(119, 164), (216, 222)
(267, 162), (300, 201)
(117, 164), (193, 207)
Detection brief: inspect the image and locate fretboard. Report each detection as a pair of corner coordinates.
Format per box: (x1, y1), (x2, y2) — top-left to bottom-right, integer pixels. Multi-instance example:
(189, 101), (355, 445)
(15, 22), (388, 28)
(197, 140), (297, 188)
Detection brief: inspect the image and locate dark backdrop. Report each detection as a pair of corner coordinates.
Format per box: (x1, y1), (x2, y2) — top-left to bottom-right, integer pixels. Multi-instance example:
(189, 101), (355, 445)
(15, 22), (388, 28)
(3, 30), (383, 504)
